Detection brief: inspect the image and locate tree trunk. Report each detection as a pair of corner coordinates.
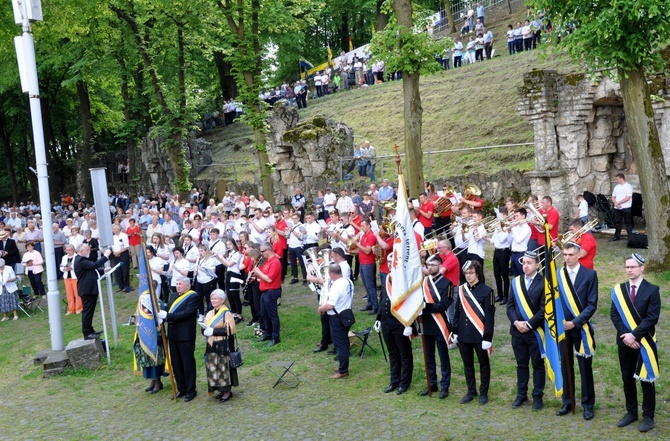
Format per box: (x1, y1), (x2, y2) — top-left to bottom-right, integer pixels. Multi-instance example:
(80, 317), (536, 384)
(119, 61), (138, 187)
(341, 13), (349, 52)
(393, 0), (425, 197)
(213, 51), (237, 100)
(619, 65), (670, 267)
(76, 80), (94, 202)
(0, 113), (19, 202)
(376, 0), (388, 31)
(445, 0), (456, 33)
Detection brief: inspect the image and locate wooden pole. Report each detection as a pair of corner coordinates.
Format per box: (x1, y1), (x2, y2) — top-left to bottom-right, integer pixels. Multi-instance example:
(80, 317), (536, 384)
(419, 316), (432, 397)
(394, 144), (401, 175)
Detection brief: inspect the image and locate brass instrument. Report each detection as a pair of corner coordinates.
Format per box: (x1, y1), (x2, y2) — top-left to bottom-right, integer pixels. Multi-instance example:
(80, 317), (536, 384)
(554, 219), (599, 248)
(346, 233), (362, 251)
(421, 238), (438, 254)
(463, 184), (482, 199)
(317, 248), (332, 265)
(379, 219), (397, 239)
(525, 202), (547, 233)
(434, 185), (456, 217)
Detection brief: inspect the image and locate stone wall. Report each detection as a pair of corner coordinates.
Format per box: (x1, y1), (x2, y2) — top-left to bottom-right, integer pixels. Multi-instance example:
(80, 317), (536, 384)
(518, 70), (670, 227)
(266, 101), (354, 206)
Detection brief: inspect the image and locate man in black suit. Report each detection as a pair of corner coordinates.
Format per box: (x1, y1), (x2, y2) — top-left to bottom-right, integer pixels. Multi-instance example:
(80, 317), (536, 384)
(0, 230), (20, 270)
(611, 254), (660, 433)
(418, 255), (453, 399)
(507, 251), (545, 410)
(74, 243), (112, 339)
(556, 241), (598, 420)
(157, 277), (200, 402)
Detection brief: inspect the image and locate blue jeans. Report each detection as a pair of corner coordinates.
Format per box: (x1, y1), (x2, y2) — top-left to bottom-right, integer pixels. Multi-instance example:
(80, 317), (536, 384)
(260, 288), (281, 341)
(368, 163), (376, 182)
(360, 263), (378, 311)
(330, 315), (351, 374)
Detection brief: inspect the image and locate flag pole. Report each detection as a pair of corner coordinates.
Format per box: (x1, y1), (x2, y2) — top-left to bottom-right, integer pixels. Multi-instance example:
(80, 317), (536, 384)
(141, 242), (177, 401)
(394, 144), (401, 174)
(419, 316), (432, 397)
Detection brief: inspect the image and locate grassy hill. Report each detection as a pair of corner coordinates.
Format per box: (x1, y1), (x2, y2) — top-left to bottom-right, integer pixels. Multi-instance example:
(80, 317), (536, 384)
(197, 8), (578, 185)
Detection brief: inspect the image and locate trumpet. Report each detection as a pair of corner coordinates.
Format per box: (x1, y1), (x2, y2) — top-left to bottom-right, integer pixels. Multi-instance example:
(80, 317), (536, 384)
(346, 233), (362, 250)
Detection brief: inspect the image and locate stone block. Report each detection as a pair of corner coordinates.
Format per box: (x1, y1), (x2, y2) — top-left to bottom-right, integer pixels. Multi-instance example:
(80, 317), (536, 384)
(43, 367), (66, 378)
(592, 155), (610, 172)
(576, 157), (592, 178)
(43, 351), (69, 371)
(593, 118), (613, 138)
(65, 338), (102, 370)
(281, 169), (303, 184)
(589, 137), (617, 156)
(34, 349), (59, 366)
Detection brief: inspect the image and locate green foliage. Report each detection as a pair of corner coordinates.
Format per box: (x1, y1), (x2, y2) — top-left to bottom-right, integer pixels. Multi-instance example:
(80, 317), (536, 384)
(370, 20), (449, 76)
(529, 0), (670, 75)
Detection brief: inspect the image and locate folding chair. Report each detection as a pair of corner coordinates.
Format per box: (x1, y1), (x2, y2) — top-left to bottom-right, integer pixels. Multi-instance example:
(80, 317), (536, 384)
(350, 327), (377, 358)
(18, 285), (44, 317)
(269, 361), (300, 388)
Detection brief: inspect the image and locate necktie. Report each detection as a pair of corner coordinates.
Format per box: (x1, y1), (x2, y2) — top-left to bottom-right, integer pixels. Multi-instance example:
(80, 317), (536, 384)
(630, 284), (636, 303)
(569, 270), (576, 285)
(526, 277), (532, 289)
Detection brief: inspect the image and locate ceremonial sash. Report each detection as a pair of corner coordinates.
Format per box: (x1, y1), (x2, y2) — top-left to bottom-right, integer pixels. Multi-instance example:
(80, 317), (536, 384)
(423, 276), (451, 342)
(611, 284), (659, 383)
(169, 289), (198, 313)
(511, 277), (546, 358)
(459, 284), (492, 355)
(205, 306), (229, 328)
(556, 268), (596, 358)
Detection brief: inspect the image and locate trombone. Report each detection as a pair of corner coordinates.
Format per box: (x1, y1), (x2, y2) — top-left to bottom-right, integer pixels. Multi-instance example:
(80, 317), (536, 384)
(554, 219), (600, 248)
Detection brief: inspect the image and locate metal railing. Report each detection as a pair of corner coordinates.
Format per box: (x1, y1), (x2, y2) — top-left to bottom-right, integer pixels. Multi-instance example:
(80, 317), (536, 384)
(338, 142), (534, 182)
(432, 0), (513, 32)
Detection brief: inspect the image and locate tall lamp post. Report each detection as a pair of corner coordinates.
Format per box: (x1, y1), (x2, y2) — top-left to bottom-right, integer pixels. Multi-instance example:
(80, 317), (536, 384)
(12, 0), (64, 350)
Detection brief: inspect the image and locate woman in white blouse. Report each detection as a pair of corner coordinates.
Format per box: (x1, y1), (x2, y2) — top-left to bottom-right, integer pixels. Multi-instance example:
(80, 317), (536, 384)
(195, 245), (219, 317)
(60, 244), (82, 314)
(0, 259), (19, 321)
(21, 242), (46, 299)
(217, 239), (244, 322)
(146, 246), (165, 301)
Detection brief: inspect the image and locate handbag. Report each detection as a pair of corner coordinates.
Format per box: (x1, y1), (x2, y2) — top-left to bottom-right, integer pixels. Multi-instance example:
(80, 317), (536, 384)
(229, 334), (243, 368)
(334, 308), (356, 328)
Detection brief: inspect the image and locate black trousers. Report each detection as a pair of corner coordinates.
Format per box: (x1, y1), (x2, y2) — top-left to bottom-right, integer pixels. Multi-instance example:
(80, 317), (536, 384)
(458, 341), (490, 396)
(111, 250), (130, 289)
(618, 344), (655, 418)
(425, 333), (451, 390)
(512, 333), (545, 399)
(493, 248), (511, 300)
(169, 338), (196, 395)
(320, 311), (332, 347)
(560, 333), (595, 410)
(484, 42), (492, 59)
(288, 246), (307, 280)
(54, 247), (64, 279)
(195, 279), (217, 316)
(226, 271), (243, 315)
(613, 207), (633, 239)
(330, 315), (351, 374)
(27, 271), (46, 297)
(383, 326), (413, 389)
(80, 294), (98, 335)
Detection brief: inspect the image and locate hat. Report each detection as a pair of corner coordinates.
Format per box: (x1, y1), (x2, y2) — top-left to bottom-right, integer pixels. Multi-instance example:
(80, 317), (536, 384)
(461, 260), (472, 272)
(632, 253), (646, 265)
(0, 231), (8, 240)
(518, 250), (539, 264)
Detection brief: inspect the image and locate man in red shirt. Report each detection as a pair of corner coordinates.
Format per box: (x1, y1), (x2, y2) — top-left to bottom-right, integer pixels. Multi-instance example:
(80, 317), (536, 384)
(273, 211), (289, 282)
(418, 193), (435, 236)
(253, 242), (283, 347)
(567, 218), (597, 269)
(536, 195), (560, 263)
(436, 238), (460, 287)
(126, 218), (141, 269)
(353, 219), (379, 314)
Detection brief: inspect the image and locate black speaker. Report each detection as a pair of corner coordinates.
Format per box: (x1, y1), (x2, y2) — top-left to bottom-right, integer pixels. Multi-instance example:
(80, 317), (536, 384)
(627, 233), (648, 249)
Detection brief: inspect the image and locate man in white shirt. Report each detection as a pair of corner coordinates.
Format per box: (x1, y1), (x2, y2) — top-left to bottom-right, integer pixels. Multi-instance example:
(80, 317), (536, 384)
(335, 188), (354, 214)
(286, 213), (307, 285)
(248, 208), (269, 244)
(161, 212), (180, 242)
(323, 188), (337, 220)
(409, 208), (425, 240)
(257, 194), (272, 212)
(611, 173), (634, 242)
(303, 212), (322, 249)
(510, 207), (531, 277)
(111, 224), (132, 292)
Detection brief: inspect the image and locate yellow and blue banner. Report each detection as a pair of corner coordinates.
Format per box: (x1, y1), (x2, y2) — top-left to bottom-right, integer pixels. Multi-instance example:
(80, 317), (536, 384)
(543, 227), (565, 397)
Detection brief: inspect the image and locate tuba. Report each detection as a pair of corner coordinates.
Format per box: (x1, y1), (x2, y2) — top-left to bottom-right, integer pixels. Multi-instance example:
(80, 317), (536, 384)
(434, 185), (456, 217)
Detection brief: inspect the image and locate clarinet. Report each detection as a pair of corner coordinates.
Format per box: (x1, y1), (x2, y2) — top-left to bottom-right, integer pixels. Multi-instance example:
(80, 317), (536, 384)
(241, 256), (264, 292)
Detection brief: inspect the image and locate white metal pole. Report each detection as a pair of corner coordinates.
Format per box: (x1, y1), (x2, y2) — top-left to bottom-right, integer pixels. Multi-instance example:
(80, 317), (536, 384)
(14, 0), (63, 350)
(97, 278), (111, 365)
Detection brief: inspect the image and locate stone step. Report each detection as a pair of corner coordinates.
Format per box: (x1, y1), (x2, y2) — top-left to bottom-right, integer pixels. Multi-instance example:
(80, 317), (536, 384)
(43, 367), (66, 378)
(65, 338), (103, 370)
(43, 351), (70, 371)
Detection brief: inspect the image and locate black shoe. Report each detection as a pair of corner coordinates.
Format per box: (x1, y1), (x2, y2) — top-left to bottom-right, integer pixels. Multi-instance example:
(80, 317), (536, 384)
(611, 237), (620, 242)
(84, 333), (99, 340)
(333, 356), (339, 361)
(367, 310), (377, 315)
(532, 399), (543, 411)
(219, 391), (233, 402)
(479, 394), (489, 405)
(494, 296), (502, 303)
(556, 404), (570, 416)
(359, 306), (372, 312)
(500, 298), (507, 305)
(258, 335), (271, 342)
(302, 280), (309, 286)
(289, 278), (299, 284)
(313, 344), (328, 353)
(384, 385), (398, 393)
(151, 381), (163, 394)
(171, 392), (185, 400)
(145, 380), (156, 392)
(420, 385), (438, 396)
(183, 392), (197, 402)
(617, 413), (638, 428)
(266, 339), (279, 347)
(639, 417), (655, 432)
(116, 286), (125, 292)
(327, 349), (336, 355)
(512, 396), (528, 408)
(123, 287), (134, 293)
(439, 390), (449, 399)
(583, 409), (594, 420)
(396, 387), (407, 395)
(246, 321), (256, 327)
(460, 394), (476, 404)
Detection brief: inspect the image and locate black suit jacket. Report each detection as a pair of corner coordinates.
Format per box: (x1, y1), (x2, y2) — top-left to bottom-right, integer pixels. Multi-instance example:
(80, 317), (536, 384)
(507, 274), (545, 337)
(561, 266), (598, 337)
(610, 279), (661, 347)
(166, 290), (200, 342)
(74, 255), (109, 296)
(420, 275), (453, 336)
(0, 239), (20, 266)
(453, 282), (495, 344)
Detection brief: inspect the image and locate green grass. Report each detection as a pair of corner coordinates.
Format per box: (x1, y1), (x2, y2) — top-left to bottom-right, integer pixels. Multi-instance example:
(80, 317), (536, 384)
(0, 237), (668, 439)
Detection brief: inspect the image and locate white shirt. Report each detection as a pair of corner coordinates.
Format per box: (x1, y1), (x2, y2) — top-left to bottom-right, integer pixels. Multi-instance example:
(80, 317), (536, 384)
(578, 200), (589, 217)
(248, 216), (268, 244)
(162, 219), (179, 238)
(170, 258), (191, 287)
(510, 223), (531, 252)
(491, 230), (512, 249)
(111, 232), (129, 253)
(323, 193), (337, 209)
(466, 225), (486, 258)
(412, 219), (425, 239)
(326, 276), (354, 315)
(612, 182), (633, 209)
(183, 244), (199, 270)
(304, 221), (322, 244)
(208, 238), (226, 256)
(287, 222), (306, 248)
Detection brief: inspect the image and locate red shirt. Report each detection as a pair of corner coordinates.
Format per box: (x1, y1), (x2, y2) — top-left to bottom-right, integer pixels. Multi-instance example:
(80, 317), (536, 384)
(418, 201), (435, 228)
(272, 240), (284, 259)
(126, 225), (141, 246)
(433, 193), (452, 218)
(440, 251), (460, 286)
(379, 236), (394, 274)
(358, 231), (377, 265)
(259, 256), (282, 291)
(274, 219), (288, 250)
(537, 207), (560, 245)
(578, 232), (597, 270)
